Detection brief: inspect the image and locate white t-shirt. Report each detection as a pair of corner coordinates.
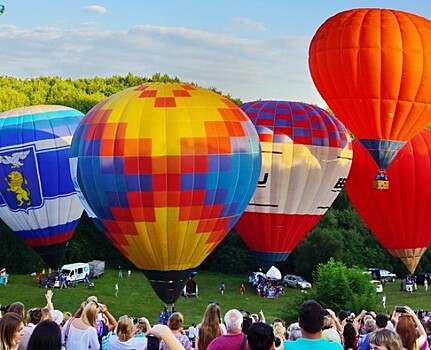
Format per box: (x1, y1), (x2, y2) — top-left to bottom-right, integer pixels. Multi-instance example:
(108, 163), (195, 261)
(107, 334), (148, 349)
(61, 319), (100, 350)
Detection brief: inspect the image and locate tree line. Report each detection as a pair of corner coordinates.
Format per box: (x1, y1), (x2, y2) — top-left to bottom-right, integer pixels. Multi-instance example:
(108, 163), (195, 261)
(0, 74), (429, 281)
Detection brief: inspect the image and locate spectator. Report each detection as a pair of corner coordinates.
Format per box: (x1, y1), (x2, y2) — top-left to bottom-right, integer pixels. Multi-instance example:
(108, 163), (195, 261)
(368, 329), (404, 350)
(360, 313), (389, 350)
(26, 320), (61, 350)
(283, 300), (343, 349)
(272, 322), (286, 343)
(18, 308), (43, 350)
(7, 302), (25, 319)
(342, 322), (357, 350)
(195, 303), (226, 350)
(286, 322), (302, 342)
(146, 324), (189, 350)
(248, 322), (282, 350)
(107, 315), (147, 349)
(394, 306), (427, 350)
(61, 301), (99, 349)
(160, 312), (192, 350)
(0, 312), (24, 350)
(207, 309), (246, 350)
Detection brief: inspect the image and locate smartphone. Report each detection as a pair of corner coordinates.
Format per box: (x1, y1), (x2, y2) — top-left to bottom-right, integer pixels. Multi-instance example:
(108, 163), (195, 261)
(395, 306), (406, 313)
(147, 335), (160, 350)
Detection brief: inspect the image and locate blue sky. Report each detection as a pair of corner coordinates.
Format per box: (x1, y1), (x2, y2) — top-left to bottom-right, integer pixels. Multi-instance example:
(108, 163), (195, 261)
(1, 1), (431, 106)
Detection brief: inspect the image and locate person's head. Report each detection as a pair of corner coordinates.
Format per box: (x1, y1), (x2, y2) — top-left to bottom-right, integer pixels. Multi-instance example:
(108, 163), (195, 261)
(0, 312), (24, 349)
(41, 308), (52, 322)
(224, 309), (243, 333)
(287, 322), (302, 341)
(202, 303), (222, 325)
(26, 320), (61, 350)
(272, 322), (286, 340)
(7, 302), (25, 319)
(81, 301), (99, 328)
(27, 308), (43, 325)
(116, 316), (135, 342)
(343, 322), (357, 348)
(376, 313), (389, 329)
(248, 322), (280, 350)
(396, 315), (417, 350)
(368, 329), (404, 350)
(338, 310), (349, 322)
(167, 312), (184, 331)
(322, 315), (333, 330)
(298, 300), (324, 334)
(198, 303), (223, 350)
(365, 318), (377, 333)
(60, 312), (72, 328)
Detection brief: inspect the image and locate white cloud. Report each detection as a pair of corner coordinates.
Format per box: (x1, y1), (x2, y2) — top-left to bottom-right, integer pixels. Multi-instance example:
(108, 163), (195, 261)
(83, 5), (107, 15)
(231, 17), (266, 32)
(0, 23), (325, 106)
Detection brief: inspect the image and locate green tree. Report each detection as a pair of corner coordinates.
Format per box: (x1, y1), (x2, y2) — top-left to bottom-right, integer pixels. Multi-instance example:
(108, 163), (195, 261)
(309, 258), (378, 313)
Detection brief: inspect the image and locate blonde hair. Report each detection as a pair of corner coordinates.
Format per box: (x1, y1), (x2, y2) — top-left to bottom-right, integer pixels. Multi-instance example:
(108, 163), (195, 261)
(273, 322), (286, 340)
(116, 316), (134, 342)
(81, 301), (99, 328)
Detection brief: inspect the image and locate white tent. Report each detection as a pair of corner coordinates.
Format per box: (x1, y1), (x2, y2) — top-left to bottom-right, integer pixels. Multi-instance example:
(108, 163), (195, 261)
(266, 266), (282, 280)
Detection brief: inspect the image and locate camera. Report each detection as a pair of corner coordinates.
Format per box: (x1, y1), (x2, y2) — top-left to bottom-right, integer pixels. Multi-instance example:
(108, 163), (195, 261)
(147, 335), (160, 350)
(395, 306), (406, 313)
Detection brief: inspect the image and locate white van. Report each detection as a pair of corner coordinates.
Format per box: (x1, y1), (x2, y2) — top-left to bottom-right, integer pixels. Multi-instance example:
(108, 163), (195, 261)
(60, 263), (90, 284)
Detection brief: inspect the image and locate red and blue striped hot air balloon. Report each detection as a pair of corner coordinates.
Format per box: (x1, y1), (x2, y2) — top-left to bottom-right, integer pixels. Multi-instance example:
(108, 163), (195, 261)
(235, 101), (352, 271)
(0, 105), (84, 269)
(69, 83), (261, 305)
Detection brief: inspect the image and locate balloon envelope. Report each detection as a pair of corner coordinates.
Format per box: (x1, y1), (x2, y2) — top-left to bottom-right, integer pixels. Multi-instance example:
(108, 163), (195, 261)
(0, 105), (85, 269)
(309, 8), (431, 172)
(70, 83), (261, 304)
(235, 101), (352, 271)
(0, 5), (5, 16)
(345, 130), (431, 273)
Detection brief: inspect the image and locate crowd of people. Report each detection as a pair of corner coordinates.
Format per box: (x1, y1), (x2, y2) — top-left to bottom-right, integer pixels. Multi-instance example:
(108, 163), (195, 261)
(0, 290), (430, 350)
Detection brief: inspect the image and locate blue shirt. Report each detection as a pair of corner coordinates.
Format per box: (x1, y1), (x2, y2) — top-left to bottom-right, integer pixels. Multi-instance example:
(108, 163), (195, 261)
(284, 338), (344, 350)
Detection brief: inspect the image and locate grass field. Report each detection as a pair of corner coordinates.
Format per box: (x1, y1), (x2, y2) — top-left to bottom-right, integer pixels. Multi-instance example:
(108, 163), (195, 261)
(0, 270), (430, 327)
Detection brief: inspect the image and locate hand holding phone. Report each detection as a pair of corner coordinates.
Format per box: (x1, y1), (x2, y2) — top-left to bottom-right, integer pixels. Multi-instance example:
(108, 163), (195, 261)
(147, 335), (160, 350)
(395, 306), (406, 313)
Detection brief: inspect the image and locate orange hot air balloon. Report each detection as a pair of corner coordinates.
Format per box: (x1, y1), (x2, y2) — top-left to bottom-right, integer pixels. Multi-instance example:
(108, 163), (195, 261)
(345, 130), (431, 273)
(309, 8), (431, 187)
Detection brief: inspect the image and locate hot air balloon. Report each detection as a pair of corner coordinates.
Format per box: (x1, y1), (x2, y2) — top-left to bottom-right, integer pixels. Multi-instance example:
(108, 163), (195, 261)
(345, 130), (431, 273)
(69, 82), (261, 305)
(0, 105), (85, 269)
(309, 8), (431, 188)
(0, 4), (5, 16)
(235, 101), (352, 271)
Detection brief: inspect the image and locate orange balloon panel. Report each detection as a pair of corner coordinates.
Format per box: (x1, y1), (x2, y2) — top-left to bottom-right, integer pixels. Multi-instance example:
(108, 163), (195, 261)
(345, 130), (431, 272)
(309, 8), (431, 141)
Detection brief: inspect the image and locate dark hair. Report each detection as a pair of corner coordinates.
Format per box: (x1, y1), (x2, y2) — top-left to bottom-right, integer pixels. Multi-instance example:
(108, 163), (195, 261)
(28, 308), (43, 325)
(27, 320), (61, 350)
(375, 313), (389, 329)
(298, 300), (324, 334)
(343, 322), (357, 349)
(247, 322), (278, 350)
(338, 310), (349, 322)
(242, 317), (252, 335)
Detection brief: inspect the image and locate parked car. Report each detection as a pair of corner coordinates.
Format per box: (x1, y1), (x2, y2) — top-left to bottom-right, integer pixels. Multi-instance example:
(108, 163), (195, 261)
(248, 272), (267, 286)
(283, 274), (312, 289)
(371, 280), (383, 293)
(367, 268), (396, 282)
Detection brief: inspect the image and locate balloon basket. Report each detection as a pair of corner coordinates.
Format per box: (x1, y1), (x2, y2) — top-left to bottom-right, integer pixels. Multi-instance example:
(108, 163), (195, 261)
(373, 179), (389, 190)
